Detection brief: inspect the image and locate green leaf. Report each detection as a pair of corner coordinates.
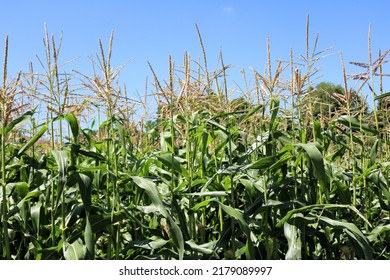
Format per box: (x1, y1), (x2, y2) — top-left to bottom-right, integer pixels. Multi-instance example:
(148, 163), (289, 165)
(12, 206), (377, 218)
(368, 170), (390, 210)
(132, 176), (184, 260)
(84, 218), (94, 259)
(313, 120), (322, 141)
(127, 237), (169, 250)
(269, 97), (280, 130)
(17, 125), (48, 156)
(367, 224), (390, 242)
(319, 216), (373, 259)
(186, 239), (216, 255)
(64, 238), (87, 260)
(243, 156), (276, 170)
(217, 202), (254, 259)
(7, 182), (29, 198)
(190, 198), (215, 211)
(284, 221), (302, 260)
(186, 191), (228, 197)
(369, 139), (380, 167)
(336, 115), (378, 135)
(156, 153), (188, 177)
(296, 142), (328, 189)
(65, 203), (84, 228)
(75, 164), (107, 172)
(132, 176), (169, 216)
(374, 91), (390, 101)
(3, 110), (34, 137)
(240, 104), (263, 123)
(90, 211), (126, 233)
(206, 119), (229, 135)
(276, 204), (371, 228)
(64, 114), (79, 144)
(16, 191), (42, 209)
(52, 150), (69, 181)
(75, 172), (92, 212)
(31, 202), (42, 235)
(52, 150), (69, 210)
(236, 132), (269, 165)
(77, 149), (106, 161)
(137, 205), (160, 214)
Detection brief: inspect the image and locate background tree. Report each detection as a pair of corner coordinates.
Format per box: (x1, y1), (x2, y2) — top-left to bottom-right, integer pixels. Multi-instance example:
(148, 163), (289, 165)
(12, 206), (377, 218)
(307, 82), (367, 122)
(309, 82), (345, 118)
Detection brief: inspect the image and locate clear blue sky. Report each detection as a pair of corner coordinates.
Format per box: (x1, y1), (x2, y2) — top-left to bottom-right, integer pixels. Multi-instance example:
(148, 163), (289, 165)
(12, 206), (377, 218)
(1, 0), (389, 117)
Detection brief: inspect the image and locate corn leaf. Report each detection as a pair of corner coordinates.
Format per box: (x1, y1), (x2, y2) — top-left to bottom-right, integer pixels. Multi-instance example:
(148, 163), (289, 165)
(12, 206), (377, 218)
(217, 201), (254, 259)
(296, 142), (328, 189)
(64, 238), (87, 260)
(374, 91), (390, 101)
(284, 221), (302, 260)
(132, 176), (184, 260)
(17, 125), (48, 156)
(336, 115), (378, 135)
(64, 114), (79, 144)
(319, 216), (373, 259)
(3, 110), (34, 137)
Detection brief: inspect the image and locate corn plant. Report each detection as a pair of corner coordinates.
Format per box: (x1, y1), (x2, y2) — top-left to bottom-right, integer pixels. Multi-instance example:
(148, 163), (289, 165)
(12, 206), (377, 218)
(1, 20), (390, 260)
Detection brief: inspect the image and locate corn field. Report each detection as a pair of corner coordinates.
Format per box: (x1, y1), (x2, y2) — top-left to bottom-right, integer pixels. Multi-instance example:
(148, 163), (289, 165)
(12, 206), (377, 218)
(1, 21), (390, 260)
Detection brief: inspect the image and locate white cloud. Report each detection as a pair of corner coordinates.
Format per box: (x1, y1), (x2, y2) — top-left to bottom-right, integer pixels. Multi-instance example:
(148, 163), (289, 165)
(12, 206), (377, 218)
(223, 6), (235, 14)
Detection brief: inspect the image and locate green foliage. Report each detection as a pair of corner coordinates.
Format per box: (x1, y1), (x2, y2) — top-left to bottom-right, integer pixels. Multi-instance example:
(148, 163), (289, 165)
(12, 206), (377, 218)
(309, 82), (345, 118)
(1, 22), (390, 260)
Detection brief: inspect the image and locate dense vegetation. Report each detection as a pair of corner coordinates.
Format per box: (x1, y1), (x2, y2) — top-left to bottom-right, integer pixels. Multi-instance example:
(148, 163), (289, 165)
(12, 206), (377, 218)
(1, 21), (389, 260)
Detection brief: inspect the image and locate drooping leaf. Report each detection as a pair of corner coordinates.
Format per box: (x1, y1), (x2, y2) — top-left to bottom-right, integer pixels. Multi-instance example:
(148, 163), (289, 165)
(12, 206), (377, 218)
(156, 152), (188, 177)
(296, 142), (328, 189)
(64, 238), (87, 260)
(185, 239), (216, 255)
(243, 156), (276, 170)
(276, 204), (371, 228)
(318, 216), (373, 259)
(240, 104), (263, 123)
(336, 115), (378, 135)
(64, 114), (79, 144)
(367, 224), (390, 242)
(374, 91), (390, 101)
(17, 125), (48, 156)
(7, 182), (29, 198)
(3, 110), (34, 137)
(206, 119), (229, 135)
(190, 198), (215, 211)
(126, 236), (169, 250)
(132, 176), (184, 260)
(16, 191), (42, 209)
(52, 150), (69, 182)
(284, 221), (302, 260)
(217, 201), (254, 259)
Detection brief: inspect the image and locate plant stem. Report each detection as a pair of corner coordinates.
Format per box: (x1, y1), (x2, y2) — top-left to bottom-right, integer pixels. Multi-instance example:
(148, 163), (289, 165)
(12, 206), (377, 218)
(1, 35), (10, 259)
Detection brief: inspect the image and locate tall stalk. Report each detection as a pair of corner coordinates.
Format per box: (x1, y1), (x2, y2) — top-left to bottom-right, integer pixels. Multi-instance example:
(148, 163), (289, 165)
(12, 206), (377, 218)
(340, 52), (357, 205)
(76, 32), (128, 259)
(1, 36), (10, 259)
(0, 36), (24, 259)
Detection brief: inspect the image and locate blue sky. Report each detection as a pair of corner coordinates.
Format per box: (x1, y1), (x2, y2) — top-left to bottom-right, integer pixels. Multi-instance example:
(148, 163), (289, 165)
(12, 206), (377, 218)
(1, 0), (390, 117)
